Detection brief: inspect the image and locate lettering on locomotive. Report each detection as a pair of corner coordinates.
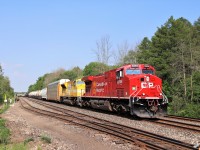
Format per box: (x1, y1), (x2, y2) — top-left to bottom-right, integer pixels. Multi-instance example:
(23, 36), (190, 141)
(141, 82), (154, 88)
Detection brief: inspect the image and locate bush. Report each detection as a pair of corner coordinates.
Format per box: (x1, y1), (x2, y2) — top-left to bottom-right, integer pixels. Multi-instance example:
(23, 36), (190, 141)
(24, 137), (34, 145)
(0, 104), (9, 114)
(0, 119), (10, 144)
(176, 103), (200, 118)
(40, 135), (51, 143)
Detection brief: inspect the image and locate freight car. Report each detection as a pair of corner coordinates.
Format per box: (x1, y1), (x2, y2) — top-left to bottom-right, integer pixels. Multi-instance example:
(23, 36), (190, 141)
(28, 64), (168, 118)
(47, 79), (70, 101)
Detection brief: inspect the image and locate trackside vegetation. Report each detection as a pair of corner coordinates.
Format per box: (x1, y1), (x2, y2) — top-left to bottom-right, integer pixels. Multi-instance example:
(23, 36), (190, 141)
(0, 65), (14, 104)
(0, 119), (10, 144)
(40, 135), (51, 144)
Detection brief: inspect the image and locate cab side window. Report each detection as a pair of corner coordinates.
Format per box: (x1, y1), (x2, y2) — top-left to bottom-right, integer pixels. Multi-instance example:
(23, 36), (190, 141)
(116, 70), (123, 79)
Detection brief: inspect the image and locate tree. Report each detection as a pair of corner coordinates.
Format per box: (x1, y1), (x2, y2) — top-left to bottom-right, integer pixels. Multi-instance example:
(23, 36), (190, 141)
(94, 35), (112, 65)
(0, 65), (3, 76)
(44, 68), (65, 86)
(83, 62), (110, 76)
(59, 67), (83, 81)
(0, 64), (14, 103)
(114, 40), (130, 65)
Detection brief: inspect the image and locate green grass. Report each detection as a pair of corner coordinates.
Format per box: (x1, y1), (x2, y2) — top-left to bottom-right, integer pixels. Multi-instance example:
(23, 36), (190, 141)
(0, 104), (9, 114)
(23, 137), (34, 145)
(0, 119), (10, 144)
(40, 135), (51, 144)
(0, 143), (27, 150)
(0, 102), (29, 150)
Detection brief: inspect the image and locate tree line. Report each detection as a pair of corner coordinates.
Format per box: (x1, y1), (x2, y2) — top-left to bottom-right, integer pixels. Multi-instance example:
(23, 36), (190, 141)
(28, 16), (200, 118)
(0, 65), (14, 103)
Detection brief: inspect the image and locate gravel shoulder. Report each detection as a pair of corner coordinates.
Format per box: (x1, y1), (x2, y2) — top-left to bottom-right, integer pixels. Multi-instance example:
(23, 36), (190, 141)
(1, 100), (135, 150)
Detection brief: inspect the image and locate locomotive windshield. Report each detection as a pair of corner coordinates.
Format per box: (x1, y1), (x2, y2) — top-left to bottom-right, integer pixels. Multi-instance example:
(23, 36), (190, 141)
(126, 69), (154, 75)
(142, 69), (154, 74)
(126, 69), (140, 75)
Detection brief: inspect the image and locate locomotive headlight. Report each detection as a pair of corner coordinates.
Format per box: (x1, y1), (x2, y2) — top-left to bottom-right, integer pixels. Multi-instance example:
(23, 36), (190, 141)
(132, 86), (136, 90)
(142, 93), (145, 96)
(146, 76), (149, 81)
(160, 93), (162, 96)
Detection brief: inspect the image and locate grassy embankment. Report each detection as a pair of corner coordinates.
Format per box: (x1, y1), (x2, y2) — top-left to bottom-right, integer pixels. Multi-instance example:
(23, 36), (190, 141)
(0, 102), (27, 150)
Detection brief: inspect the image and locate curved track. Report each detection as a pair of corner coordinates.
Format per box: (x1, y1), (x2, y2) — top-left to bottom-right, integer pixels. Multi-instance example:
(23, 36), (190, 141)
(20, 97), (196, 150)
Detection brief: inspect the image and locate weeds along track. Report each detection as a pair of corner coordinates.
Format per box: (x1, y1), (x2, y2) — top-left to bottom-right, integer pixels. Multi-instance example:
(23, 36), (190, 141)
(20, 97), (196, 150)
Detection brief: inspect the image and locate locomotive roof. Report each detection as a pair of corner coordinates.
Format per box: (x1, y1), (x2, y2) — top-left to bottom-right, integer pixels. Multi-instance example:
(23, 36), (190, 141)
(82, 64), (154, 82)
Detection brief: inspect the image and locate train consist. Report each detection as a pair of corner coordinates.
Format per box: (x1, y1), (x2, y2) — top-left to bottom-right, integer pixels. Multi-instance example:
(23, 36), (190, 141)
(28, 64), (168, 118)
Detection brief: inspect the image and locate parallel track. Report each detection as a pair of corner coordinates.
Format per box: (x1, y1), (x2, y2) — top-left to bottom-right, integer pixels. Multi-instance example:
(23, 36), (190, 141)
(166, 115), (200, 123)
(20, 97), (196, 150)
(152, 118), (200, 132)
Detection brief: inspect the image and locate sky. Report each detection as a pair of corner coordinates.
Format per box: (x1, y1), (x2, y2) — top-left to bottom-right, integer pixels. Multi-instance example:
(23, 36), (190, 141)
(0, 0), (200, 92)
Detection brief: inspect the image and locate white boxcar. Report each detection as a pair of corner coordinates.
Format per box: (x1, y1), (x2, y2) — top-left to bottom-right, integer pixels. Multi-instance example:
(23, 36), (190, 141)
(41, 88), (47, 100)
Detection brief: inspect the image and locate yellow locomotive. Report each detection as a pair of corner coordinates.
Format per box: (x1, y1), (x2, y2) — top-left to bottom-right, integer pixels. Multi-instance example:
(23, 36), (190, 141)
(62, 79), (85, 105)
(41, 79), (85, 104)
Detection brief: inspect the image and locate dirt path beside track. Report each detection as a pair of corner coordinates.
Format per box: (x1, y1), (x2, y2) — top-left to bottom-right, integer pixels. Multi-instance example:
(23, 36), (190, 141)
(1, 100), (133, 150)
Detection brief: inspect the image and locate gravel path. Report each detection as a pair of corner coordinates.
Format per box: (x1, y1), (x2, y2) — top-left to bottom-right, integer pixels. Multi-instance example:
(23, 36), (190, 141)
(1, 99), (139, 150)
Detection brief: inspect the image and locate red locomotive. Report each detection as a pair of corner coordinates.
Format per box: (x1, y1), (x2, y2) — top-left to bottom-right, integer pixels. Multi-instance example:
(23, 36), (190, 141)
(81, 64), (168, 118)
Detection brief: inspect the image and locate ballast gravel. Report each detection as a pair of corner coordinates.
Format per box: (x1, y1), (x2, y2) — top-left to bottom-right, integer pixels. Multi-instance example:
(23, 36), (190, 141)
(40, 99), (200, 147)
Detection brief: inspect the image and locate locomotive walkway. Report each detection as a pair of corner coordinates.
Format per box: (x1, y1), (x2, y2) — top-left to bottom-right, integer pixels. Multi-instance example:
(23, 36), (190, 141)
(20, 97), (196, 150)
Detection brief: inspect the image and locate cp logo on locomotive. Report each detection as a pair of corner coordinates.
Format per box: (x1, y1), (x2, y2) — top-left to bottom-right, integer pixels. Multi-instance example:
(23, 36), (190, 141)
(141, 82), (154, 88)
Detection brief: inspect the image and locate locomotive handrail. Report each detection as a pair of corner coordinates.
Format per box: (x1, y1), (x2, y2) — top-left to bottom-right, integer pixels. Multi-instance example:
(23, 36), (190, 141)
(157, 85), (168, 103)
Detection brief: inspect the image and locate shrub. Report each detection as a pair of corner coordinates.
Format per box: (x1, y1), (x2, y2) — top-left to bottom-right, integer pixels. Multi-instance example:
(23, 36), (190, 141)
(40, 135), (51, 143)
(24, 137), (34, 145)
(0, 119), (10, 144)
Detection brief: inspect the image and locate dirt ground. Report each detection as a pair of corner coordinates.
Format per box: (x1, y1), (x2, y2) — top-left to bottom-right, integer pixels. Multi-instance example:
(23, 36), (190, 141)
(1, 100), (136, 150)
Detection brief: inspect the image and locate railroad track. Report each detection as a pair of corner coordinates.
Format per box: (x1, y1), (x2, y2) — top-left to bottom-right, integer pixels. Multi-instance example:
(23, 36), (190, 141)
(166, 115), (200, 123)
(20, 97), (197, 150)
(144, 115), (200, 133)
(150, 118), (200, 133)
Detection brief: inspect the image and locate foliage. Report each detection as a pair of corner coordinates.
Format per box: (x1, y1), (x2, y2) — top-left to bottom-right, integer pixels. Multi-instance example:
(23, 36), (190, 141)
(123, 50), (137, 64)
(148, 16), (199, 103)
(0, 65), (14, 103)
(28, 75), (47, 93)
(24, 137), (34, 145)
(0, 143), (27, 150)
(123, 16), (200, 117)
(0, 119), (10, 144)
(59, 66), (83, 80)
(0, 104), (10, 114)
(28, 67), (83, 92)
(168, 102), (200, 119)
(40, 135), (51, 143)
(83, 62), (110, 76)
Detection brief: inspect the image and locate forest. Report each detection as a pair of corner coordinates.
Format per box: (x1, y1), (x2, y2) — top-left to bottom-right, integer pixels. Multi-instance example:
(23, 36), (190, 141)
(27, 16), (200, 118)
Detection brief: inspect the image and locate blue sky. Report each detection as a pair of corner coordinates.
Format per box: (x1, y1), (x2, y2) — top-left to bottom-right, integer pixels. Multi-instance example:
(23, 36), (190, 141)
(0, 1), (199, 92)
